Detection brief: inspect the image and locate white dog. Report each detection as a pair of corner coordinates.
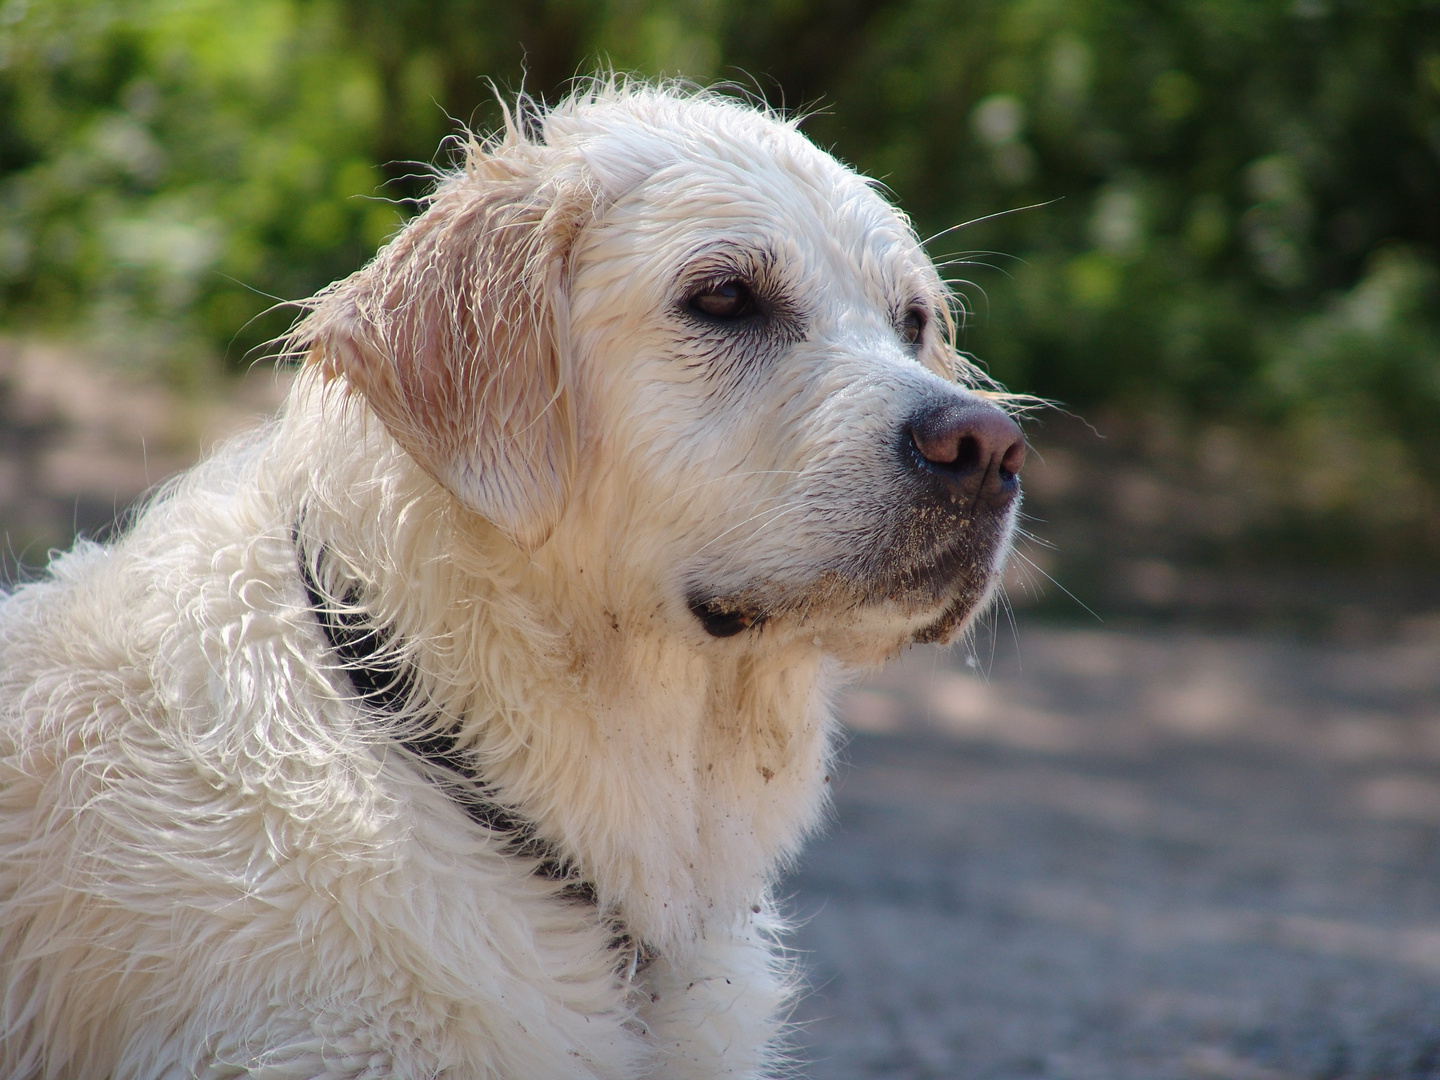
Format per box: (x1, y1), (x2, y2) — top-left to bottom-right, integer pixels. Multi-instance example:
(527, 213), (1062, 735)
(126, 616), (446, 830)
(0, 83), (1025, 1078)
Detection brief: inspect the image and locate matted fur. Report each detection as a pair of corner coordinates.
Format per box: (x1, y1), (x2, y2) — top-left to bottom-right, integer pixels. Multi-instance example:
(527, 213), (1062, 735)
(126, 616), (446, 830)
(0, 82), (1021, 1078)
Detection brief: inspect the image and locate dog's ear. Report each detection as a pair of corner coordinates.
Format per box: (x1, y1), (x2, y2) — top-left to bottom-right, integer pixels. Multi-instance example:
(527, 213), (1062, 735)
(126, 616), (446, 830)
(299, 142), (588, 551)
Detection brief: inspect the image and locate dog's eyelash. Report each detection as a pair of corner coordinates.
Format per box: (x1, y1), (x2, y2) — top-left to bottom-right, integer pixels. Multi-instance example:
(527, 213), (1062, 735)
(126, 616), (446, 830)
(899, 306), (927, 348)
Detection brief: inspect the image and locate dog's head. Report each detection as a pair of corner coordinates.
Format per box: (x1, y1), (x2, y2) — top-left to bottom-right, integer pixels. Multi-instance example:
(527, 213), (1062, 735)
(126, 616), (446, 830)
(300, 84), (1025, 663)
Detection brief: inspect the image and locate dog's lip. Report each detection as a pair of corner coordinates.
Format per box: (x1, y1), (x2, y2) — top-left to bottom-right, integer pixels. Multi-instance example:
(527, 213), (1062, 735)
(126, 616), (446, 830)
(684, 477), (1018, 640)
(685, 524), (1007, 640)
(910, 588), (987, 644)
(687, 594), (768, 638)
(866, 490), (1015, 591)
(877, 528), (990, 601)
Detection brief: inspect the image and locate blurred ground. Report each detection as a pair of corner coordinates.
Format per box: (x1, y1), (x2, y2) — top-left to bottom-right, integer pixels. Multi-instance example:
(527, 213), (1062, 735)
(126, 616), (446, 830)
(790, 624), (1440, 1079)
(0, 340), (288, 577)
(2, 346), (1439, 1077)
(1006, 410), (1440, 637)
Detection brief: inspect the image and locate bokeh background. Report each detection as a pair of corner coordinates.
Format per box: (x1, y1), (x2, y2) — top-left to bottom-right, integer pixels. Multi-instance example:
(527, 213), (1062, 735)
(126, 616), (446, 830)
(2, 2), (1439, 1077)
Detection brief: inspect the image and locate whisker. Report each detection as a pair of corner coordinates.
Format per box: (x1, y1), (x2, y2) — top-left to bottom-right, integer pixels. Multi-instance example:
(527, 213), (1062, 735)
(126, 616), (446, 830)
(932, 249), (1026, 265)
(1011, 527), (1059, 552)
(716, 504), (808, 562)
(1010, 549), (1102, 623)
(689, 500), (801, 560)
(995, 582), (1023, 676)
(920, 199), (1062, 247)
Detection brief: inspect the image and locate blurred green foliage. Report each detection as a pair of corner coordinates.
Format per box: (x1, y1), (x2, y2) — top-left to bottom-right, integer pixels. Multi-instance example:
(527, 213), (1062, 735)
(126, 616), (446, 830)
(0, 0), (401, 382)
(0, 0), (1437, 554)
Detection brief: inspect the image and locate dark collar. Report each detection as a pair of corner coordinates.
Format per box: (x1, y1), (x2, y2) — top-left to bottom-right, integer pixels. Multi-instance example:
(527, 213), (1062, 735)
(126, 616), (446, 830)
(297, 541), (656, 974)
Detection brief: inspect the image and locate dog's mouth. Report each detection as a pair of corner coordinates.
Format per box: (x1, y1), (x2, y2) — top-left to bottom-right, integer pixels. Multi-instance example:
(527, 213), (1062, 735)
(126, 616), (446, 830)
(687, 505), (1014, 643)
(688, 596), (768, 638)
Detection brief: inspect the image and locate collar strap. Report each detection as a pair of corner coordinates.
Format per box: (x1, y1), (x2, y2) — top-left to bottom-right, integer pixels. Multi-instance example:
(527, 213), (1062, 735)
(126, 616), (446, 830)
(296, 539), (656, 973)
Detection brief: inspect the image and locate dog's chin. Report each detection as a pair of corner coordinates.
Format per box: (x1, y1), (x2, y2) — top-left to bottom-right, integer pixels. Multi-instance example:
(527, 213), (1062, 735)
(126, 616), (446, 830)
(908, 581), (998, 645)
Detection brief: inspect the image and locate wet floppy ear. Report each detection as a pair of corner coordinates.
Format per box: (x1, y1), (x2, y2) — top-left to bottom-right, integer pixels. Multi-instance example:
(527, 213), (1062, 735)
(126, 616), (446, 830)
(300, 153), (587, 550)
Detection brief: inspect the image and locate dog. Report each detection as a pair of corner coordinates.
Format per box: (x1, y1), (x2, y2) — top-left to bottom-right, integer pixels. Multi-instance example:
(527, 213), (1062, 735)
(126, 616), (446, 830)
(0, 82), (1025, 1079)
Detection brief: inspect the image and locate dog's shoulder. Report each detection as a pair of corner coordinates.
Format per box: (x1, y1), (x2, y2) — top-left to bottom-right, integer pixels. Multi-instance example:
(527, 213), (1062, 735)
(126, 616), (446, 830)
(0, 391), (651, 1079)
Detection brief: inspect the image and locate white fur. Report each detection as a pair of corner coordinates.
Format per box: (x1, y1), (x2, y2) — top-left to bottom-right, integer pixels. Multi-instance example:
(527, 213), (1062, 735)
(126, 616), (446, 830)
(0, 83), (1017, 1078)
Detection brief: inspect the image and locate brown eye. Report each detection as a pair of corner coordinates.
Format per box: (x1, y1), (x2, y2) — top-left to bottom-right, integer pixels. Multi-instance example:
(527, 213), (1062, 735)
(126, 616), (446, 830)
(900, 307), (926, 347)
(689, 280), (755, 320)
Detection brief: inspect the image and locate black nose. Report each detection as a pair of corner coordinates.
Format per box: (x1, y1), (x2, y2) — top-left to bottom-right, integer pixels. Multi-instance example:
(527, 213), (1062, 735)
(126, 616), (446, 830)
(907, 399), (1026, 509)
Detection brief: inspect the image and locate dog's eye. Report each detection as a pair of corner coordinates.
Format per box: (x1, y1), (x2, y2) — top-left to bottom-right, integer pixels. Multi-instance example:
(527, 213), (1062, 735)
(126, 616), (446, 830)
(689, 281), (755, 320)
(900, 307), (927, 347)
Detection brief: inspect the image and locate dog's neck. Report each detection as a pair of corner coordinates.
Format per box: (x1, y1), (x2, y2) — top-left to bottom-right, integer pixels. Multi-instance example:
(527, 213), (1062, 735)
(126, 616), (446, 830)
(287, 388), (840, 955)
(463, 617), (837, 953)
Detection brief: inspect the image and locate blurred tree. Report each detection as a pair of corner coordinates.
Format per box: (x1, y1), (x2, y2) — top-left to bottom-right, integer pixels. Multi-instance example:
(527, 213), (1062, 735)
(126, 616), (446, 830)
(0, 0), (407, 377)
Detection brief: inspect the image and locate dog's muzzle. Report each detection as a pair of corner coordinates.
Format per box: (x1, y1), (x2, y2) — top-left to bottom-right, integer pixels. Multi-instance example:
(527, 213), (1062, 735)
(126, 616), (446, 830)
(687, 394), (1026, 641)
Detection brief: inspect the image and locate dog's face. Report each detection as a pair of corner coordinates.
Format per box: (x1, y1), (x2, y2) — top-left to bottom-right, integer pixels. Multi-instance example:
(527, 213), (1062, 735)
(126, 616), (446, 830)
(303, 88), (1024, 664)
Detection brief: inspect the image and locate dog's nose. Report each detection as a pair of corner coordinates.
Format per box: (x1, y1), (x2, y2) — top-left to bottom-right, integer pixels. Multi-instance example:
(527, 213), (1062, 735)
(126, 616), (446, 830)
(907, 399), (1026, 509)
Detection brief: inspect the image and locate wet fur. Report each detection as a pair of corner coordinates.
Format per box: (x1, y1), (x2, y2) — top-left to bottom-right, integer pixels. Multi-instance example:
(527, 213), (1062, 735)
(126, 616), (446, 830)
(0, 82), (1017, 1078)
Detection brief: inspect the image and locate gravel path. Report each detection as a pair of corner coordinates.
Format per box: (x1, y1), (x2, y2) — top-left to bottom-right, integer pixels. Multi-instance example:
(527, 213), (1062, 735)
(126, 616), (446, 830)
(788, 620), (1440, 1079)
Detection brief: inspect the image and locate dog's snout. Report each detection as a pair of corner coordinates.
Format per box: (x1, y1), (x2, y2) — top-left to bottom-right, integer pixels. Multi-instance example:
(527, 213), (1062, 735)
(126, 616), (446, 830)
(907, 400), (1026, 508)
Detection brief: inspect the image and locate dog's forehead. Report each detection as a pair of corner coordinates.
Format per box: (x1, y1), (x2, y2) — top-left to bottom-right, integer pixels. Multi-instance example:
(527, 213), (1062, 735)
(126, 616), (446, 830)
(552, 92), (834, 196)
(555, 93), (929, 287)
